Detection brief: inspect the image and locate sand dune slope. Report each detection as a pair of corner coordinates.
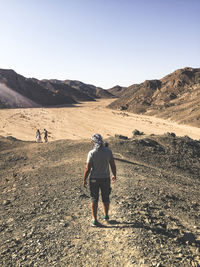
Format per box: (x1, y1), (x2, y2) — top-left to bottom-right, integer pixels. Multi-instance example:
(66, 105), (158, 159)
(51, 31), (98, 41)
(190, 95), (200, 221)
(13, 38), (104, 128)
(0, 83), (39, 108)
(0, 99), (199, 141)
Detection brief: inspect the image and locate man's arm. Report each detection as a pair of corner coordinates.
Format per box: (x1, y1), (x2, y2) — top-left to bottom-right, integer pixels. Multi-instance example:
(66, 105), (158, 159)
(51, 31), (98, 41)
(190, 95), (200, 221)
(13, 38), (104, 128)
(83, 162), (91, 187)
(109, 157), (116, 182)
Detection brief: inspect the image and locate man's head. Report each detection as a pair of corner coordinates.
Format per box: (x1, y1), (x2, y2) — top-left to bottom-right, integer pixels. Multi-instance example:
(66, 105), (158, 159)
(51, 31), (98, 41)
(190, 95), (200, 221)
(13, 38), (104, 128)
(91, 133), (103, 148)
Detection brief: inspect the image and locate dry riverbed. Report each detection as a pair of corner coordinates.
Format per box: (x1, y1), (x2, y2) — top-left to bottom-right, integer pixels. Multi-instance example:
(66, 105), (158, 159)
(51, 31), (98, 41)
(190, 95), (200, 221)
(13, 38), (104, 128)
(0, 99), (199, 141)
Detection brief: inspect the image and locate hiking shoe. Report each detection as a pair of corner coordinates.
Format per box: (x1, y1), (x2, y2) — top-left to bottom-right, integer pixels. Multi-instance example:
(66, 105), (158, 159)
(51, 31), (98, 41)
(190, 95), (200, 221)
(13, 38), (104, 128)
(91, 220), (99, 227)
(103, 215), (109, 220)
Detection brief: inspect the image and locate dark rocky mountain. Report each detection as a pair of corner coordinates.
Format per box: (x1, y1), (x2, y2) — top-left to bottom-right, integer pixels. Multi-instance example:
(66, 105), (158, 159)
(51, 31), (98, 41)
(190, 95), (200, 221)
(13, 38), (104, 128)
(108, 67), (200, 127)
(0, 99), (7, 108)
(63, 80), (113, 99)
(0, 69), (113, 108)
(107, 85), (127, 97)
(0, 69), (77, 108)
(1, 67), (200, 127)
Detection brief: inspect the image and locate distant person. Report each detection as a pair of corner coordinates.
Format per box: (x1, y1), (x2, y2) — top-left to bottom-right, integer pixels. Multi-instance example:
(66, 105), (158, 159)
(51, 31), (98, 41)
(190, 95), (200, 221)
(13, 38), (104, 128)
(83, 134), (116, 227)
(36, 129), (41, 143)
(43, 129), (48, 142)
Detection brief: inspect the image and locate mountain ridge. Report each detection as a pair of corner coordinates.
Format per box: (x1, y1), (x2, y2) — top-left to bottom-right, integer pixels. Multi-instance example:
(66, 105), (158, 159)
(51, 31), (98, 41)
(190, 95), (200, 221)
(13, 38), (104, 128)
(108, 67), (200, 127)
(1, 67), (200, 127)
(0, 69), (113, 108)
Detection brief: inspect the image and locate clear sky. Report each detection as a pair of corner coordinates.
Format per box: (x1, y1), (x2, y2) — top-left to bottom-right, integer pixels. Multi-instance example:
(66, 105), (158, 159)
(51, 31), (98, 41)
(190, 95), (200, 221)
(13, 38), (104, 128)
(0, 0), (199, 88)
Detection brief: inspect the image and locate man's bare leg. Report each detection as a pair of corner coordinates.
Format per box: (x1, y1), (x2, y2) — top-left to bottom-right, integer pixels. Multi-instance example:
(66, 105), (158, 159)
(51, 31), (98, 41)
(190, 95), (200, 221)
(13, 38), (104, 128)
(103, 202), (109, 217)
(91, 202), (98, 221)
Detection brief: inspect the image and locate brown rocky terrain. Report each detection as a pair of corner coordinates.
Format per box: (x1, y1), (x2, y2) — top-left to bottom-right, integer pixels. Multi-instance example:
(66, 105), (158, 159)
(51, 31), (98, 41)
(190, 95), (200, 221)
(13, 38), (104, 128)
(0, 69), (113, 108)
(108, 67), (200, 127)
(0, 133), (200, 266)
(63, 80), (113, 99)
(107, 85), (127, 97)
(1, 67), (200, 128)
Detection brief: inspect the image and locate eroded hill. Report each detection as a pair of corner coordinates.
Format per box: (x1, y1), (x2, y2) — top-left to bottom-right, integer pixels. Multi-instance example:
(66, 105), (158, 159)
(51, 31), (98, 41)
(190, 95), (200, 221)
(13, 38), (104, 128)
(0, 69), (113, 108)
(107, 85), (127, 97)
(108, 67), (200, 127)
(0, 134), (200, 266)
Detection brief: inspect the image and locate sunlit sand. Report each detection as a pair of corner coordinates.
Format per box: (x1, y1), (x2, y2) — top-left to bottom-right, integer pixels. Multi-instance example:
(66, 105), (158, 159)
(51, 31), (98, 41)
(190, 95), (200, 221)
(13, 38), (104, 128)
(0, 99), (199, 141)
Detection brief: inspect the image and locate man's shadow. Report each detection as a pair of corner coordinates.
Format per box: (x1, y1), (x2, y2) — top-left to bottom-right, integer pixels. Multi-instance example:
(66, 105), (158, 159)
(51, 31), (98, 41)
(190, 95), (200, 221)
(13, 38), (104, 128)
(98, 220), (200, 248)
(97, 220), (138, 229)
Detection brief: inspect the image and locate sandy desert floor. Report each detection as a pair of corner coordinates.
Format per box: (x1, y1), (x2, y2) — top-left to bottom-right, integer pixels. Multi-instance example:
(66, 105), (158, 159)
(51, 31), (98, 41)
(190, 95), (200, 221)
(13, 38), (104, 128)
(0, 99), (199, 141)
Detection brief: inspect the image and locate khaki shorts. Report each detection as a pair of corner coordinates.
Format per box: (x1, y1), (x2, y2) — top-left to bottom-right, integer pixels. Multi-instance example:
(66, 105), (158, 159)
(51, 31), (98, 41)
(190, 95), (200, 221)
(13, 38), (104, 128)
(89, 178), (111, 203)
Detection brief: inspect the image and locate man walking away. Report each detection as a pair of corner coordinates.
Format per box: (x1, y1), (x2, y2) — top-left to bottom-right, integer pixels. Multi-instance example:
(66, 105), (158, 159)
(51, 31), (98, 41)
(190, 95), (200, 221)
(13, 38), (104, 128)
(83, 134), (116, 227)
(44, 129), (48, 142)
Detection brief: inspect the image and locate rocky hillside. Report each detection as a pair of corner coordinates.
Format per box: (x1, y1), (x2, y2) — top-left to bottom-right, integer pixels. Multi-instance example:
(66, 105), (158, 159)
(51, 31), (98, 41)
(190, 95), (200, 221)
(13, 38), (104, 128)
(63, 80), (113, 99)
(0, 69), (113, 108)
(107, 85), (127, 97)
(108, 67), (200, 127)
(0, 133), (200, 266)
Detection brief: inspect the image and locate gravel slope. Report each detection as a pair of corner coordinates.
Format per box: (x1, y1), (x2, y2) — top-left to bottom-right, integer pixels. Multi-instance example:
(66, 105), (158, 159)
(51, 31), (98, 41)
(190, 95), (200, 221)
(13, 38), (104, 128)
(0, 136), (200, 266)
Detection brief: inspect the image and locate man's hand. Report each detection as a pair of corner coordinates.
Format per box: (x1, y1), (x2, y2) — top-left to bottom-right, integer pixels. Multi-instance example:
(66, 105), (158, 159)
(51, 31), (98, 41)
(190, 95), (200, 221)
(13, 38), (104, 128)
(83, 180), (87, 188)
(110, 158), (116, 183)
(83, 163), (91, 188)
(111, 176), (116, 183)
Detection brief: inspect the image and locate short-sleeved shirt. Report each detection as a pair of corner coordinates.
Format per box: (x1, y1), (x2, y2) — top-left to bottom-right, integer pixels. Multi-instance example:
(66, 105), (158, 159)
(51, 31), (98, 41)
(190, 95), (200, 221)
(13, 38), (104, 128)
(87, 146), (113, 179)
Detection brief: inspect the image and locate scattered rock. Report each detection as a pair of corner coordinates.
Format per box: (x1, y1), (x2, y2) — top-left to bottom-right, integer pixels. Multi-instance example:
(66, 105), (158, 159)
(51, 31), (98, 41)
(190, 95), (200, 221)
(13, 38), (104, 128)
(79, 193), (90, 199)
(3, 200), (11, 206)
(180, 233), (196, 244)
(115, 134), (128, 140)
(120, 105), (128, 111)
(166, 132), (176, 138)
(0, 134), (199, 266)
(132, 129), (144, 136)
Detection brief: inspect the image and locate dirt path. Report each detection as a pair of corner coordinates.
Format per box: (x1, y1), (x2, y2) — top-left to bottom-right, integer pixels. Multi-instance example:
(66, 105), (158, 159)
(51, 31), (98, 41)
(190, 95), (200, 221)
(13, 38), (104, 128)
(1, 139), (142, 266)
(62, 158), (144, 267)
(0, 99), (199, 141)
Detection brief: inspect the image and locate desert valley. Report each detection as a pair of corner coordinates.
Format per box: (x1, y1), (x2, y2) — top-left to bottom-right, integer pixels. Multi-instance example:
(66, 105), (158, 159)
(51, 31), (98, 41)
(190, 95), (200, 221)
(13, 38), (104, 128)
(0, 67), (200, 266)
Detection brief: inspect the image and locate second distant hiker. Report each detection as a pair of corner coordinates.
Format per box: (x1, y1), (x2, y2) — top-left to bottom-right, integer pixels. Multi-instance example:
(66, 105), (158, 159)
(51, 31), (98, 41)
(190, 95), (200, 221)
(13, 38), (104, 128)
(43, 129), (48, 142)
